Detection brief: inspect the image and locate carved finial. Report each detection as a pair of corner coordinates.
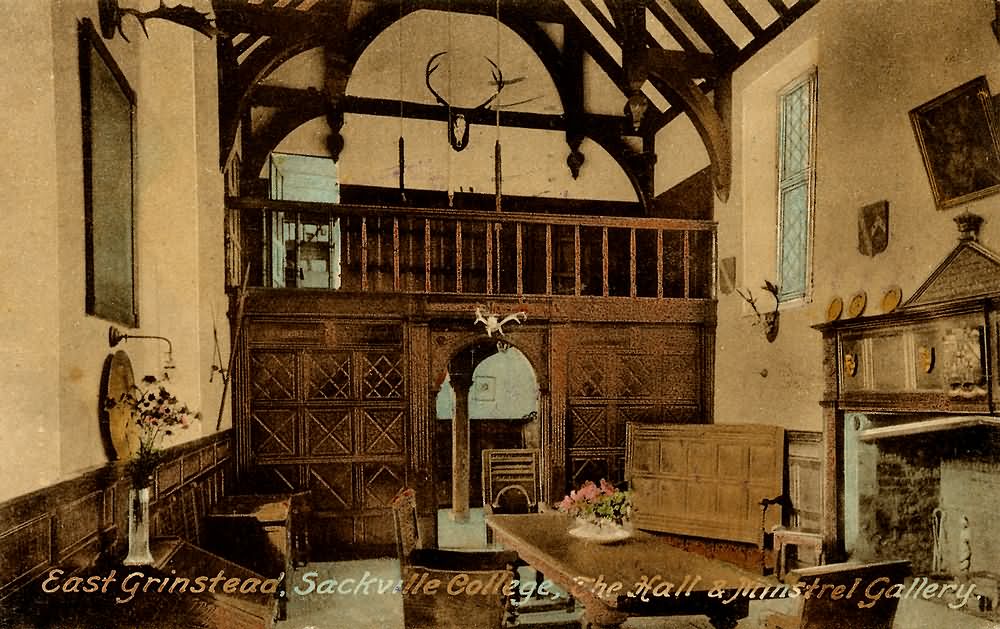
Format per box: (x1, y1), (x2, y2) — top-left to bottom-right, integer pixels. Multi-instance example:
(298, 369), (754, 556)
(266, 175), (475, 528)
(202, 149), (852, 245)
(954, 211), (984, 242)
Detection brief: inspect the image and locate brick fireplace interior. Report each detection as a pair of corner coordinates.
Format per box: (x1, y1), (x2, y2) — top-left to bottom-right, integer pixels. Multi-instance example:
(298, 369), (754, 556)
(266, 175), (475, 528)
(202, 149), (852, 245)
(846, 413), (1000, 608)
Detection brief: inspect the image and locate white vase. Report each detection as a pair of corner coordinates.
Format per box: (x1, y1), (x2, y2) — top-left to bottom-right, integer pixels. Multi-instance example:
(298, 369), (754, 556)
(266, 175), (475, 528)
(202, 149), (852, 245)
(567, 517), (633, 544)
(124, 486), (154, 565)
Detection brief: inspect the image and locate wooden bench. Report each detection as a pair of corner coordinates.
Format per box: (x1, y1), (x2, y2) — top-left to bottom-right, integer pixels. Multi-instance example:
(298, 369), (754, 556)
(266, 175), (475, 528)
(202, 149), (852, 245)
(763, 560), (912, 629)
(204, 491), (311, 620)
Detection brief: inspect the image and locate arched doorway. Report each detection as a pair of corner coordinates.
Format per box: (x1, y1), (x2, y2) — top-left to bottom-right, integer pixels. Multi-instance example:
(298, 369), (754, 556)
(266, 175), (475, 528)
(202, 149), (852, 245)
(434, 341), (539, 520)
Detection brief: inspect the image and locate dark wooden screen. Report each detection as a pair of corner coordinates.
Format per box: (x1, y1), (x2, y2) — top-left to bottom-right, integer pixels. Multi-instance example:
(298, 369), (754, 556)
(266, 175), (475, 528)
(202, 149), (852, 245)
(566, 325), (706, 487)
(243, 320), (408, 558)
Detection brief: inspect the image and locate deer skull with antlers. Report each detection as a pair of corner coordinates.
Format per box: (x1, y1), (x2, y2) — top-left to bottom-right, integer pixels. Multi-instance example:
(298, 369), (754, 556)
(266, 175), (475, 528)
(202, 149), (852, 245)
(425, 52), (505, 152)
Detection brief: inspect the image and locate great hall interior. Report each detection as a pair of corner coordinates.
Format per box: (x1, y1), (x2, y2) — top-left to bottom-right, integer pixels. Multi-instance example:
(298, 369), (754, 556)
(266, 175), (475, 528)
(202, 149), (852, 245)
(3, 1), (1000, 628)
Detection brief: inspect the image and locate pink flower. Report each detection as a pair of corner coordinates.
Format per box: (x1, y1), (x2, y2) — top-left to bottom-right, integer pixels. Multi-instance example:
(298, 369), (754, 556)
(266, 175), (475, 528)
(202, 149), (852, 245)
(600, 479), (616, 496)
(578, 481), (600, 501)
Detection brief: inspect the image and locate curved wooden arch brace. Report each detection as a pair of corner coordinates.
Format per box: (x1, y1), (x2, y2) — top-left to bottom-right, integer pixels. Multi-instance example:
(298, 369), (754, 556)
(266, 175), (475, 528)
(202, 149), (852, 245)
(220, 34), (328, 174)
(226, 7), (571, 177)
(243, 101), (328, 181)
(586, 131), (650, 214)
(643, 50), (731, 203)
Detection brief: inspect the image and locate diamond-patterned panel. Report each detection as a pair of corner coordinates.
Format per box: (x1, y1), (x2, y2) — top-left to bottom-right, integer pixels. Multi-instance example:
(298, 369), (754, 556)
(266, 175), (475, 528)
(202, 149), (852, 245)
(250, 464), (300, 494)
(569, 355), (608, 398)
(571, 457), (610, 486)
(569, 406), (608, 448)
(308, 464), (353, 511)
(250, 408), (296, 456)
(306, 408), (353, 455)
(360, 409), (405, 454)
(362, 464), (406, 509)
(362, 353), (404, 399)
(620, 355), (656, 397)
(305, 351), (351, 400)
(250, 351), (296, 400)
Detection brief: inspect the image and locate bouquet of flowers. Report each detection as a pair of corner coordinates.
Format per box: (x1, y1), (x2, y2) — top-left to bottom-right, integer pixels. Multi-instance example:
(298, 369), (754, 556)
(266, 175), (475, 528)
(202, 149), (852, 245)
(106, 373), (200, 487)
(557, 479), (632, 527)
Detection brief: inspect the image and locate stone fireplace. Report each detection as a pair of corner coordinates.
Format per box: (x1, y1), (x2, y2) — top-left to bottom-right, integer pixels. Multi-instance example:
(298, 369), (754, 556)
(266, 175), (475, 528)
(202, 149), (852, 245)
(846, 416), (1000, 579)
(817, 214), (1000, 613)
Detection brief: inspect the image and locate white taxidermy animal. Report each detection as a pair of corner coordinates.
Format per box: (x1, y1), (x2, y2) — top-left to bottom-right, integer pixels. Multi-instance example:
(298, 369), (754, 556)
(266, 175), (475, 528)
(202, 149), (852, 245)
(474, 307), (526, 337)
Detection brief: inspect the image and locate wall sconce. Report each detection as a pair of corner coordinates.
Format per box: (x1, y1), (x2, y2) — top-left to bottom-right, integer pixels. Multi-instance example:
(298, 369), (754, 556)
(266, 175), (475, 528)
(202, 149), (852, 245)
(736, 280), (781, 343)
(108, 325), (174, 369)
(98, 0), (217, 41)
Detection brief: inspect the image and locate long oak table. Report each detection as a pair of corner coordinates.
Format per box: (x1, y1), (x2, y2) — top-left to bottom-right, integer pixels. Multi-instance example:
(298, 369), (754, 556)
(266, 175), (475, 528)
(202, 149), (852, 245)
(487, 513), (771, 629)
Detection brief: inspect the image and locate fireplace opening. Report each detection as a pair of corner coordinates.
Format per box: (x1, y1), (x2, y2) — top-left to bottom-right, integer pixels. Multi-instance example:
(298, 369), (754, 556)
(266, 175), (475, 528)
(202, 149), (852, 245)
(846, 414), (1000, 612)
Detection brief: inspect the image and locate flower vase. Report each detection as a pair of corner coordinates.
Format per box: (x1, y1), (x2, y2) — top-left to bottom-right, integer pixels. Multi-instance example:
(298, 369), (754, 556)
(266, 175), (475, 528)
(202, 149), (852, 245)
(568, 517), (632, 544)
(124, 486), (154, 565)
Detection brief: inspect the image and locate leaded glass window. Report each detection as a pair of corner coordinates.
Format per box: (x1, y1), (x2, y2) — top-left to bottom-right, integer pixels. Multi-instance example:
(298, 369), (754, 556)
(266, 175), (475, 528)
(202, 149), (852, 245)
(777, 71), (817, 302)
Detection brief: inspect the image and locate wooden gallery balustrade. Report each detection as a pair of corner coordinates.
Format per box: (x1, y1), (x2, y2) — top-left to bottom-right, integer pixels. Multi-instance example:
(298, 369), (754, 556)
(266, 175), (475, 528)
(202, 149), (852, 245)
(225, 198), (717, 300)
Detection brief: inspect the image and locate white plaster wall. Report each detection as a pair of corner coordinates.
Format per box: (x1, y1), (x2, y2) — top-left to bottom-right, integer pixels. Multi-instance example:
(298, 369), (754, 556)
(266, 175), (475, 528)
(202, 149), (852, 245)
(0, 0), (65, 500)
(714, 0), (1000, 430)
(0, 1), (226, 501)
(654, 115), (711, 193)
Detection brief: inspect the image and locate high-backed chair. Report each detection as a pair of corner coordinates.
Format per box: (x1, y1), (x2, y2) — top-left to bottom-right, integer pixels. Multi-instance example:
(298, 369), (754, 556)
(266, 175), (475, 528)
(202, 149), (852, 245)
(392, 488), (517, 629)
(763, 560), (911, 629)
(481, 449), (579, 623)
(482, 449), (542, 545)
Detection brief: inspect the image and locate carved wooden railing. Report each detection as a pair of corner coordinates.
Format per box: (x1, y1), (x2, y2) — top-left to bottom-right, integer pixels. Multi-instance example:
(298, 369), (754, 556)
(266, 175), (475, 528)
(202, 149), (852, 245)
(226, 198), (716, 300)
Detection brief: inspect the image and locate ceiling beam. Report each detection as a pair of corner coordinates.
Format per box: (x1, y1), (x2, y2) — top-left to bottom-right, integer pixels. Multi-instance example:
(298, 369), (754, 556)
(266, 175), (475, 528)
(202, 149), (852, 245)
(646, 0), (697, 52)
(644, 48), (718, 79)
(249, 84), (630, 131)
(662, 0), (738, 58)
(721, 0), (763, 37)
(727, 0), (819, 70)
(216, 0), (569, 36)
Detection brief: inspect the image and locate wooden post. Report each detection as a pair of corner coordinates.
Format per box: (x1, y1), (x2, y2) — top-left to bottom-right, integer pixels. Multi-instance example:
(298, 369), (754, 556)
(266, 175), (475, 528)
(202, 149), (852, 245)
(449, 370), (473, 523)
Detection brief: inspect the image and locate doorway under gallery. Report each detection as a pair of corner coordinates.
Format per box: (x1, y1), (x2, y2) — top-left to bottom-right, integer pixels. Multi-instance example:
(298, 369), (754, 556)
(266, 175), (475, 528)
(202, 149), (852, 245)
(434, 341), (540, 519)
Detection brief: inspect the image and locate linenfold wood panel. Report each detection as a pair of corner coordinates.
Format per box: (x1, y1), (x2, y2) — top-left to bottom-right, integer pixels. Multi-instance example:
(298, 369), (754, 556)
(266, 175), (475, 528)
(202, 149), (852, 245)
(625, 423), (785, 544)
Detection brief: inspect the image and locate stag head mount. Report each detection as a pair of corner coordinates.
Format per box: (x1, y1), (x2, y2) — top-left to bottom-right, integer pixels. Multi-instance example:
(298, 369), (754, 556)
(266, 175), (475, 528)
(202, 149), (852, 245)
(474, 305), (526, 339)
(735, 280), (781, 343)
(426, 52), (505, 152)
(98, 0), (217, 41)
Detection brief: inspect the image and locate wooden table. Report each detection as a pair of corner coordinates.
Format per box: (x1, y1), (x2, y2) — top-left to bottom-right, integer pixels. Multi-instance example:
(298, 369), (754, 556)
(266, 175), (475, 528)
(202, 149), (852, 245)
(487, 514), (772, 629)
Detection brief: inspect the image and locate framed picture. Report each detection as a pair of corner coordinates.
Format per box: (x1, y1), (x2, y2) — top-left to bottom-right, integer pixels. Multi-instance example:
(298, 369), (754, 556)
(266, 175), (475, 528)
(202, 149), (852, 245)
(909, 76), (1000, 210)
(80, 18), (137, 327)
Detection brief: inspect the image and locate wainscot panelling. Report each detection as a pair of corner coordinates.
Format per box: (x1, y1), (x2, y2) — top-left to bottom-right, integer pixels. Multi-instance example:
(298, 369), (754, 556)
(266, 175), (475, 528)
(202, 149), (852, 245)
(0, 430), (232, 603)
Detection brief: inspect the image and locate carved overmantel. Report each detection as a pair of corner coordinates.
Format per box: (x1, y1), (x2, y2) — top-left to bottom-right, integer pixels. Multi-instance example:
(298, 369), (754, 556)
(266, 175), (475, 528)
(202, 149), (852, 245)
(813, 213), (1000, 558)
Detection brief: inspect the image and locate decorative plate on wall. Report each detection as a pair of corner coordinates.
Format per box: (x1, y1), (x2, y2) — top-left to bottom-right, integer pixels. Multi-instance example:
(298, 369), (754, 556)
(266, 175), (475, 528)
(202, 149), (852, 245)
(881, 286), (903, 313)
(848, 291), (867, 318)
(99, 349), (137, 461)
(826, 297), (844, 322)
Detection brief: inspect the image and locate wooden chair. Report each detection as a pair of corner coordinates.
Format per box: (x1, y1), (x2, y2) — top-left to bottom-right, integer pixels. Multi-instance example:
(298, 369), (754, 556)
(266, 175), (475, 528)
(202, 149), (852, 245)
(763, 560), (911, 629)
(481, 449), (579, 624)
(392, 488), (517, 629)
(482, 449), (542, 544)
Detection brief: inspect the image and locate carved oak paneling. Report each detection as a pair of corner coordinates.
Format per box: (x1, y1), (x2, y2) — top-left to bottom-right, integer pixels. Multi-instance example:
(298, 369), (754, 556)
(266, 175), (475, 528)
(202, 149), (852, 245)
(250, 351), (297, 400)
(359, 408), (406, 455)
(250, 408), (297, 457)
(569, 405), (610, 449)
(307, 464), (353, 511)
(304, 351), (351, 400)
(0, 432), (232, 603)
(305, 408), (353, 456)
(362, 353), (404, 399)
(244, 322), (409, 558)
